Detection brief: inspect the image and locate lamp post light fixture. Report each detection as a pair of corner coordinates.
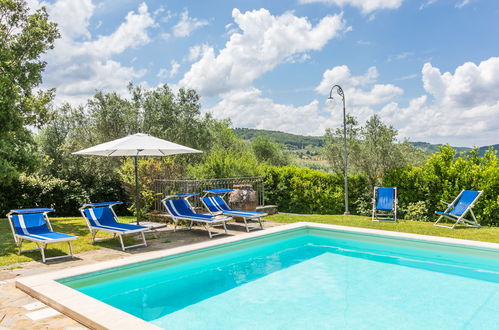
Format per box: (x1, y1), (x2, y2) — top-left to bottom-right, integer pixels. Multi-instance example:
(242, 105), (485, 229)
(327, 85), (350, 215)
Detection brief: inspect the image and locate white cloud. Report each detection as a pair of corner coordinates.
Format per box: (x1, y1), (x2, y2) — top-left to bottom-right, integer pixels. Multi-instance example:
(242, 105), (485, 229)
(185, 44), (211, 62)
(455, 0), (470, 8)
(158, 60), (180, 80)
(380, 57), (499, 146)
(419, 0), (437, 10)
(315, 65), (403, 107)
(299, 0), (403, 14)
(206, 88), (331, 135)
(172, 10), (209, 38)
(38, 1), (156, 104)
(179, 8), (347, 96)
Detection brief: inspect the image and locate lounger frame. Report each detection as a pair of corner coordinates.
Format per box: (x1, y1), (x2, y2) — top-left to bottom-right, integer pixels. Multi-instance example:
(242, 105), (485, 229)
(372, 187), (397, 223)
(434, 190), (483, 229)
(80, 203), (148, 251)
(162, 194), (230, 238)
(201, 189), (266, 232)
(6, 209), (76, 263)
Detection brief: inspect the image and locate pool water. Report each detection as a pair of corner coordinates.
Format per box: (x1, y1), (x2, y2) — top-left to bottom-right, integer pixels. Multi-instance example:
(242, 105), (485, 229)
(60, 230), (499, 329)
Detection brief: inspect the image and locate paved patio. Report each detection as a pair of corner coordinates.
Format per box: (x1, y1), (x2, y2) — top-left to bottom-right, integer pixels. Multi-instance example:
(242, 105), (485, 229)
(0, 221), (283, 329)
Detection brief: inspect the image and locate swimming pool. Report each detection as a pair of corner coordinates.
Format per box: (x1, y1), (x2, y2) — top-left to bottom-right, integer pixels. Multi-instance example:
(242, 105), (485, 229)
(54, 225), (499, 329)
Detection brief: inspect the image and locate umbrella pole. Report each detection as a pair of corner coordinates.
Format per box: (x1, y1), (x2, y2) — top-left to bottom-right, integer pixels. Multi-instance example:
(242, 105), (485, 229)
(134, 156), (140, 225)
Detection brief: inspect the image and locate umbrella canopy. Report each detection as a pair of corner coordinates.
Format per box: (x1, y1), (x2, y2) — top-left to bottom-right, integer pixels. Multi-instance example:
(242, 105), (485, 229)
(73, 133), (202, 224)
(73, 133), (201, 157)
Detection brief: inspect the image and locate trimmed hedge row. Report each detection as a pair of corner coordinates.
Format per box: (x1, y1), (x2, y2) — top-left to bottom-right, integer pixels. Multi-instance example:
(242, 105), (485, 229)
(263, 166), (367, 215)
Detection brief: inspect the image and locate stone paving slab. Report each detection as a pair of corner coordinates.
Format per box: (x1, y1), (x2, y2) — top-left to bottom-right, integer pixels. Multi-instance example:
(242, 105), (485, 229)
(0, 221), (283, 329)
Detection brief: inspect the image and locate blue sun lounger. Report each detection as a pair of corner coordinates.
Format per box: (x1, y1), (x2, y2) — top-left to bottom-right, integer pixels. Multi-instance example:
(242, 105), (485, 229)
(372, 187), (397, 222)
(80, 202), (148, 251)
(6, 208), (77, 263)
(202, 189), (266, 232)
(162, 193), (231, 238)
(434, 190), (483, 229)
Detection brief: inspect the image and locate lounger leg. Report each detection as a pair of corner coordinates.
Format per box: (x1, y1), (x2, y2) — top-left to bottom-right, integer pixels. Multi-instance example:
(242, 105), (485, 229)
(189, 221), (194, 230)
(141, 231), (147, 247)
(91, 230), (98, 243)
(206, 224), (213, 238)
(173, 220), (177, 232)
(17, 239), (23, 255)
(39, 243), (46, 263)
(223, 221), (228, 235)
(119, 235), (125, 251)
(258, 218), (264, 229)
(243, 218), (250, 233)
(434, 215), (444, 227)
(68, 241), (74, 259)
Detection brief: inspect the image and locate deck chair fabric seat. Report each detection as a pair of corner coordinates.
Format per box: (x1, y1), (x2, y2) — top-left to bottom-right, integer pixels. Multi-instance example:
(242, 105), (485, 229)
(80, 202), (149, 251)
(202, 192), (266, 232)
(7, 208), (77, 263)
(372, 187), (397, 222)
(162, 194), (231, 238)
(434, 190), (483, 229)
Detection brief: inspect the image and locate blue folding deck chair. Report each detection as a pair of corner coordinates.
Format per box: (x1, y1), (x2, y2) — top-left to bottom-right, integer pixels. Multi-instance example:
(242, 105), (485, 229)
(6, 208), (77, 263)
(201, 189), (267, 232)
(161, 193), (231, 238)
(80, 202), (148, 251)
(434, 190), (483, 229)
(372, 187), (397, 222)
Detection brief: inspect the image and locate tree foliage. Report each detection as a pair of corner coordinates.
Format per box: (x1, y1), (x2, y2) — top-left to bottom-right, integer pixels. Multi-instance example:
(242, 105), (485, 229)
(0, 0), (59, 184)
(324, 114), (426, 186)
(252, 136), (291, 167)
(384, 145), (499, 225)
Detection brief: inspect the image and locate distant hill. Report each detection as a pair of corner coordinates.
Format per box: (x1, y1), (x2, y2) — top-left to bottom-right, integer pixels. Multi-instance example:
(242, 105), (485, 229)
(234, 128), (498, 156)
(234, 128), (324, 149)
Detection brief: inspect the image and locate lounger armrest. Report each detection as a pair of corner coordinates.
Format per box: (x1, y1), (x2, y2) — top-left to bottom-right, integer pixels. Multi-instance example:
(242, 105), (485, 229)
(440, 200), (451, 205)
(213, 211), (224, 216)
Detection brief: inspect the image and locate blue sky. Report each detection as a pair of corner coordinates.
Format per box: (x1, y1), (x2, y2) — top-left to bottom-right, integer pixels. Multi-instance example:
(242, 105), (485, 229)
(31, 0), (499, 146)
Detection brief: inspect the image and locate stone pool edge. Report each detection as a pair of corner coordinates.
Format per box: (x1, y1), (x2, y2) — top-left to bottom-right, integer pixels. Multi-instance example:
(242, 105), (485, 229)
(15, 222), (499, 329)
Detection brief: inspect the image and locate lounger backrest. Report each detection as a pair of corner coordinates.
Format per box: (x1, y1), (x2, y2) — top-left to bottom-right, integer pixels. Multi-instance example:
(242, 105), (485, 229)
(202, 196), (230, 212)
(450, 190), (480, 216)
(10, 213), (50, 235)
(83, 206), (118, 227)
(163, 199), (196, 216)
(376, 187), (395, 211)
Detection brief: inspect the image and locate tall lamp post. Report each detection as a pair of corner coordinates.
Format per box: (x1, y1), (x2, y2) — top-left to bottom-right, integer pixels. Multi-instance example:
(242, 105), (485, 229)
(328, 85), (350, 215)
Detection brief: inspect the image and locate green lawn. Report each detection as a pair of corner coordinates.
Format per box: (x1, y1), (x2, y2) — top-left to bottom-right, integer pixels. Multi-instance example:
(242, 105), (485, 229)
(2, 214), (498, 267)
(267, 213), (499, 244)
(0, 216), (138, 267)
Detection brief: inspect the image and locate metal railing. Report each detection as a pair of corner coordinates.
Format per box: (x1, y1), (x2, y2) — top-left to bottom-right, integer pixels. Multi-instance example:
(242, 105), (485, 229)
(153, 177), (265, 211)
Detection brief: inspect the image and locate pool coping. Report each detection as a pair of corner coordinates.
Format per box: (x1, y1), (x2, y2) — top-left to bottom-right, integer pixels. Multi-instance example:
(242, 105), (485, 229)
(15, 222), (499, 329)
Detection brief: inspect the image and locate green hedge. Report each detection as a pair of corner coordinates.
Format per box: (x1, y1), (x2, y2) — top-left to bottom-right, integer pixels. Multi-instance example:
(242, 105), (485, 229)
(0, 173), (128, 216)
(263, 146), (499, 226)
(263, 166), (367, 214)
(384, 146), (499, 226)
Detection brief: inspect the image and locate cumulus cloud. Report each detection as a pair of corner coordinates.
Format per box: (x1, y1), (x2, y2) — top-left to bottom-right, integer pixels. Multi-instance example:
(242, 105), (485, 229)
(315, 65), (403, 107)
(36, 0), (156, 104)
(179, 8), (347, 96)
(207, 88), (333, 135)
(380, 57), (499, 145)
(172, 10), (209, 38)
(158, 60), (180, 80)
(205, 65), (399, 135)
(298, 0), (403, 14)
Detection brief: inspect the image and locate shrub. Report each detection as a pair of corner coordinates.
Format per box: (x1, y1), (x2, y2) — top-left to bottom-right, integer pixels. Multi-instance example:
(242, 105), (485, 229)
(263, 166), (368, 214)
(0, 173), (89, 216)
(384, 146), (499, 226)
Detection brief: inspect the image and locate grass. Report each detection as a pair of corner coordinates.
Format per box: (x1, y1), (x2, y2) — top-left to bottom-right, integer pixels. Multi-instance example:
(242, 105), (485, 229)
(266, 213), (499, 244)
(2, 214), (498, 267)
(0, 216), (139, 267)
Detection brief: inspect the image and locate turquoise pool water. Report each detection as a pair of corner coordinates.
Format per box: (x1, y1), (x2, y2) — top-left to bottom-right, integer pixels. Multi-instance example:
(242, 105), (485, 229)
(60, 229), (499, 329)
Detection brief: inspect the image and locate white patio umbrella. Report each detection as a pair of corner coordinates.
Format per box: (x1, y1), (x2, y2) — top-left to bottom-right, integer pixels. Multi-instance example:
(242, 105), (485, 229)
(73, 133), (202, 224)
